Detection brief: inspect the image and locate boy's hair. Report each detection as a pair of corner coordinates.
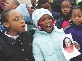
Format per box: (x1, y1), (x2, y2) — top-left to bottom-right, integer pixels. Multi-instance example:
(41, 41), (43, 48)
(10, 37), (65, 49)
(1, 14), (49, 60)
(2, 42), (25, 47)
(0, 9), (14, 24)
(70, 5), (82, 17)
(38, 0), (49, 8)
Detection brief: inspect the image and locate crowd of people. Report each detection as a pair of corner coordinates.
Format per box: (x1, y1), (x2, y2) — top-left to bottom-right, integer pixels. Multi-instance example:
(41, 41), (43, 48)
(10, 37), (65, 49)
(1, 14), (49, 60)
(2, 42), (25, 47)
(0, 0), (82, 61)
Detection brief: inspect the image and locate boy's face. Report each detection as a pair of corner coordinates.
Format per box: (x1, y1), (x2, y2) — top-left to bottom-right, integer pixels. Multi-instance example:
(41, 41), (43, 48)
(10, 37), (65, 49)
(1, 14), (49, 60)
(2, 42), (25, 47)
(4, 9), (25, 33)
(5, 0), (16, 10)
(31, 0), (36, 6)
(71, 9), (82, 25)
(40, 3), (51, 11)
(39, 14), (53, 33)
(61, 1), (71, 16)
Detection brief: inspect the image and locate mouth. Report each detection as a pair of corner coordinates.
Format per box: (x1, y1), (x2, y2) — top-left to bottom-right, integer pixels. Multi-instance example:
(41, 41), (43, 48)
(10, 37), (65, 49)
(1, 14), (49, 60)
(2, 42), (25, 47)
(22, 25), (25, 30)
(45, 24), (52, 31)
(64, 12), (68, 14)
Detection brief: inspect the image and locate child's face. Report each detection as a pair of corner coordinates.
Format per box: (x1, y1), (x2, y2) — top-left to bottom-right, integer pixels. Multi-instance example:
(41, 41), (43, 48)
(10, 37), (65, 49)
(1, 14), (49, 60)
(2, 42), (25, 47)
(71, 9), (82, 25)
(61, 1), (71, 16)
(5, 0), (16, 10)
(40, 3), (51, 11)
(39, 14), (53, 33)
(4, 9), (25, 33)
(31, 0), (36, 6)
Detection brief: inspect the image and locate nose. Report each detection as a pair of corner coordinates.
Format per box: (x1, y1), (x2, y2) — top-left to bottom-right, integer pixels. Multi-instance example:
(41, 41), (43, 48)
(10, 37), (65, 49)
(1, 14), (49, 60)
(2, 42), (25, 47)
(21, 19), (25, 24)
(64, 8), (67, 11)
(75, 16), (79, 20)
(45, 20), (51, 24)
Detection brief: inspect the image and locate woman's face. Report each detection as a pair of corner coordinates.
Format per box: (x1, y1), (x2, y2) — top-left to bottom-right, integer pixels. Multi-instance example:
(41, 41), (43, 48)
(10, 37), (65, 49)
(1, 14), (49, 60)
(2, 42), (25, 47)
(65, 38), (71, 47)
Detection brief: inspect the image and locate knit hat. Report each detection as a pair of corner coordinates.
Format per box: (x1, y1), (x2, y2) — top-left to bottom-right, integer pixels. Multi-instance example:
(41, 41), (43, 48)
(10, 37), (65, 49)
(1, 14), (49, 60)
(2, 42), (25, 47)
(32, 8), (53, 26)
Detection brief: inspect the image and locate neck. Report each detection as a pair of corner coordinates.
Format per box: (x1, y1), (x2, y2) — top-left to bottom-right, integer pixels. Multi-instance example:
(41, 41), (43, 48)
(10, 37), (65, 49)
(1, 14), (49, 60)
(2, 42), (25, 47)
(8, 30), (19, 36)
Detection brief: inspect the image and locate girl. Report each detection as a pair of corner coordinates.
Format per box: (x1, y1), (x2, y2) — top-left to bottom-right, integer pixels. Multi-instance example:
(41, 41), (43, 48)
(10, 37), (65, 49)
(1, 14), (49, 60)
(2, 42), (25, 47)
(65, 6), (82, 61)
(32, 8), (69, 61)
(0, 9), (34, 61)
(56, 0), (72, 29)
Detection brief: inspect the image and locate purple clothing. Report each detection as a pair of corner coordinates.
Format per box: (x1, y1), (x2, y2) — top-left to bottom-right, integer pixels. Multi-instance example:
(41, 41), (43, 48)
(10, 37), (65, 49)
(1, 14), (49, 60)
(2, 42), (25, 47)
(65, 24), (82, 61)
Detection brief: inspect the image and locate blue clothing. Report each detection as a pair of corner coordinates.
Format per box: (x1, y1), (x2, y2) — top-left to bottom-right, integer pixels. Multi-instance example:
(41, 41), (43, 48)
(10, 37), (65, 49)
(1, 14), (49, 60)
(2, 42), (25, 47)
(65, 24), (82, 61)
(0, 22), (7, 35)
(16, 4), (32, 23)
(32, 25), (69, 61)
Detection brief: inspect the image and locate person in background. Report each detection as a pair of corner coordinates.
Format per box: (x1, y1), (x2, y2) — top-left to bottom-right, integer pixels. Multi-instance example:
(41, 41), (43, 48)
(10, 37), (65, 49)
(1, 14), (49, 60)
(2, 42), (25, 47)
(56, 0), (72, 29)
(0, 9), (34, 61)
(65, 6), (82, 61)
(31, 0), (38, 9)
(32, 8), (69, 61)
(5, 0), (35, 30)
(38, 0), (60, 20)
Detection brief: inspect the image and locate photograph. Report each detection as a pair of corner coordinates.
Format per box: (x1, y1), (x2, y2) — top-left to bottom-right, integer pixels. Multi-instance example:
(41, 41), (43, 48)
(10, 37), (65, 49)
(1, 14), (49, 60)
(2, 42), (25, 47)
(60, 34), (81, 60)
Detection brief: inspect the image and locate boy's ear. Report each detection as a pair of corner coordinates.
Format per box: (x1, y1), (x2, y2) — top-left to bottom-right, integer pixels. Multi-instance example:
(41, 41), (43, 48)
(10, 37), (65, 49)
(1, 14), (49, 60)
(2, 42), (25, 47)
(3, 22), (9, 28)
(13, 4), (17, 9)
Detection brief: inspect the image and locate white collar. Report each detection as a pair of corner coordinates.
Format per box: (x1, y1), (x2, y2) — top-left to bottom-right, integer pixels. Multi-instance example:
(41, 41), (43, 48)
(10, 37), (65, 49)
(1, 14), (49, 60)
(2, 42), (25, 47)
(4, 32), (19, 40)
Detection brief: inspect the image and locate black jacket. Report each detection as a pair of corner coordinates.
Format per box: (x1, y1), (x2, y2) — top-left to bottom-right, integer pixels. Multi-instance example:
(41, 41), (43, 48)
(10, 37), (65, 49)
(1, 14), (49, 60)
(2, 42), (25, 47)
(56, 15), (70, 29)
(0, 31), (35, 61)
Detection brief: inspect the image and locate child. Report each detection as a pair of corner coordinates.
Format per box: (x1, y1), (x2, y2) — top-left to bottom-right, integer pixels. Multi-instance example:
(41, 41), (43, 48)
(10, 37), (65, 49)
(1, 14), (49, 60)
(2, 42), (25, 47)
(56, 0), (72, 29)
(0, 9), (34, 61)
(31, 0), (38, 9)
(38, 0), (60, 20)
(65, 6), (82, 61)
(32, 8), (69, 61)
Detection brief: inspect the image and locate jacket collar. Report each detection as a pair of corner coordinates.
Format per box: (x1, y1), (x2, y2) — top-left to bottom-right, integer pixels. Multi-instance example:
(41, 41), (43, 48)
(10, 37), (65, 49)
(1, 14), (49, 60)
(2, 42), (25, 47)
(34, 25), (64, 35)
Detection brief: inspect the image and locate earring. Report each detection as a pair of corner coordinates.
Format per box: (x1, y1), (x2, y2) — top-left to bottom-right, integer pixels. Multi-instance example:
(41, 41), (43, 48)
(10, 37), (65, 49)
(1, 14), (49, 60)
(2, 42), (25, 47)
(36, 25), (41, 30)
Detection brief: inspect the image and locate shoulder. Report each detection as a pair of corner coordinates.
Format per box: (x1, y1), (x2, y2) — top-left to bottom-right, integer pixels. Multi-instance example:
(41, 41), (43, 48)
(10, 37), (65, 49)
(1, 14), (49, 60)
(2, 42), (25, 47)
(54, 26), (65, 34)
(65, 26), (75, 34)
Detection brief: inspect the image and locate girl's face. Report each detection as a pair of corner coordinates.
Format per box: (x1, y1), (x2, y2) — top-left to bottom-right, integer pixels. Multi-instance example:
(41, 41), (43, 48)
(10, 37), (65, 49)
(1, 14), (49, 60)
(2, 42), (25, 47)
(65, 39), (71, 47)
(4, 9), (25, 35)
(39, 14), (53, 33)
(61, 1), (71, 16)
(71, 9), (82, 25)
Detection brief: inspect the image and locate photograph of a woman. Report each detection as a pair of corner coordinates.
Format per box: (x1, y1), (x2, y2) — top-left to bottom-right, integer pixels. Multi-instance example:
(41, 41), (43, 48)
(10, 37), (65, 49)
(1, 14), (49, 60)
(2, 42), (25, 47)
(61, 35), (81, 60)
(63, 37), (74, 53)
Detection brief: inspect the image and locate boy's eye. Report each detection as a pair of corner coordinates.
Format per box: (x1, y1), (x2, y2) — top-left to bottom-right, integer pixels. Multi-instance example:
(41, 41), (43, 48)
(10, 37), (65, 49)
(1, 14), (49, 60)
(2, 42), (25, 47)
(6, 3), (9, 4)
(13, 18), (20, 21)
(78, 15), (81, 17)
(66, 6), (70, 8)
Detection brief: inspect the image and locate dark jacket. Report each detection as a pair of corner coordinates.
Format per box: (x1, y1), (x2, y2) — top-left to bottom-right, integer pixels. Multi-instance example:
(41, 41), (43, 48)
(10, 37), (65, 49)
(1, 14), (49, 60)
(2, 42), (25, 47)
(65, 24), (82, 61)
(0, 31), (35, 61)
(56, 15), (70, 29)
(50, 10), (60, 20)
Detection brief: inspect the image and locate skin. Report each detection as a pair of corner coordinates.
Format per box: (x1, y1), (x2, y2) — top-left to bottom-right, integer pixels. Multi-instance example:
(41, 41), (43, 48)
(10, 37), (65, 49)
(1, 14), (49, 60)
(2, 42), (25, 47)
(61, 1), (71, 16)
(31, 0), (36, 6)
(26, 6), (34, 16)
(5, 0), (17, 9)
(71, 9), (82, 26)
(40, 2), (51, 11)
(3, 9), (25, 36)
(39, 14), (53, 33)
